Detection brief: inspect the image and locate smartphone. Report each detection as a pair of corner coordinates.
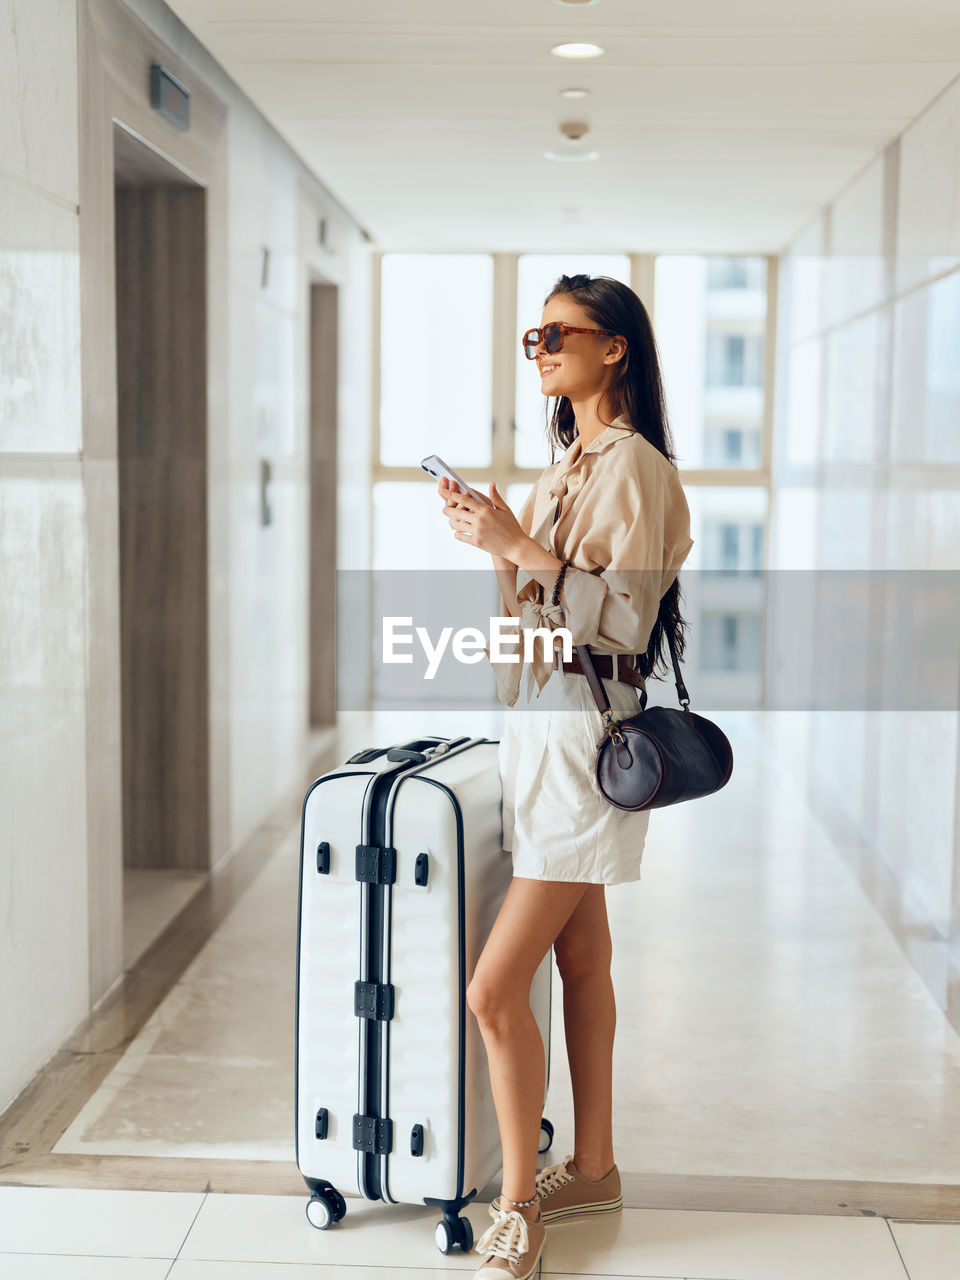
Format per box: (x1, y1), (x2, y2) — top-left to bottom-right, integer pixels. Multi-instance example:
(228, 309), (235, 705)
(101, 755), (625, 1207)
(421, 454), (491, 505)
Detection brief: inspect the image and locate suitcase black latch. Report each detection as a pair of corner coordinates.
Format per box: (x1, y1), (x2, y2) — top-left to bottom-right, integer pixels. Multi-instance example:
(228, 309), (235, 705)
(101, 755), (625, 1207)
(353, 1113), (392, 1155)
(315, 1108), (328, 1140)
(354, 980), (395, 1021)
(356, 844), (397, 884)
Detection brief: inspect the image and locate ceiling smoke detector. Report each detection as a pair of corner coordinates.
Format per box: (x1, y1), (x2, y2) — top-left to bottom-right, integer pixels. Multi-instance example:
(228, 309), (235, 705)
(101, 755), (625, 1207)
(545, 118), (597, 162)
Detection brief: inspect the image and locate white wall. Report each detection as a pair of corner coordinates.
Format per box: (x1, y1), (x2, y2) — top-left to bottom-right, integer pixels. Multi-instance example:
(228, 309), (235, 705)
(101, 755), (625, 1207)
(0, 0), (373, 1114)
(0, 0), (90, 1118)
(771, 75), (960, 966)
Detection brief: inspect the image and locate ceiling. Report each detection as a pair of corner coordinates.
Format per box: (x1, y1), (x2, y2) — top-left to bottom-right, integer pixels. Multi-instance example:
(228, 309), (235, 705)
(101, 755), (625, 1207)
(165, 0), (960, 254)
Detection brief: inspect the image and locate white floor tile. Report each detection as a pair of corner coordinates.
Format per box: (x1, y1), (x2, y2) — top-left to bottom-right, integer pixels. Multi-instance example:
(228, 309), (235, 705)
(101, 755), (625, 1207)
(0, 1259), (170, 1279)
(545, 1205), (908, 1280)
(176, 1192), (910, 1279)
(888, 1220), (960, 1279)
(0, 1187), (204, 1260)
(170, 1264), (678, 1280)
(179, 1192), (481, 1268)
(171, 1266), (433, 1280)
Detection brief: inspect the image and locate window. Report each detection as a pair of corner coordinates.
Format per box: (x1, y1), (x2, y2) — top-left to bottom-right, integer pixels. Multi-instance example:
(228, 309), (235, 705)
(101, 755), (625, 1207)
(655, 255), (768, 469)
(379, 253), (493, 467)
(701, 611), (762, 672)
(706, 257), (766, 290)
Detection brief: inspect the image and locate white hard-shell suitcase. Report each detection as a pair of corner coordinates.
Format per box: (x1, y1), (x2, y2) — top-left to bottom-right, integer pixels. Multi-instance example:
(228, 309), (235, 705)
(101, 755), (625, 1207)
(296, 734), (554, 1254)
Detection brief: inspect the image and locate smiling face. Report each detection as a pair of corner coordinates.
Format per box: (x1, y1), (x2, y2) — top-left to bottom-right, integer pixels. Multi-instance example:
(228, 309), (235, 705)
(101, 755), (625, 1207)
(534, 297), (626, 402)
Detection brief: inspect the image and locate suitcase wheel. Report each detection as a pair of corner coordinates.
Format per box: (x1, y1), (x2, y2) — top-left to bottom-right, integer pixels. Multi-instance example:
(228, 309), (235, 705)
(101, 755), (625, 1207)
(538, 1116), (554, 1155)
(435, 1214), (473, 1254)
(305, 1188), (346, 1230)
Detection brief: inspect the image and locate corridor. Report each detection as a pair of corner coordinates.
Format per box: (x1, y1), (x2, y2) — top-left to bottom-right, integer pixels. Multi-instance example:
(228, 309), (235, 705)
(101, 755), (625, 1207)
(3, 1), (960, 1277)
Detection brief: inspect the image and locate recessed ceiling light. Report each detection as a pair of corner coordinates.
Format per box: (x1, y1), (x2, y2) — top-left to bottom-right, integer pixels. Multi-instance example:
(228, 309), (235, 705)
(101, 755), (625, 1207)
(551, 42), (605, 59)
(553, 0), (600, 7)
(560, 87), (590, 98)
(545, 149), (600, 162)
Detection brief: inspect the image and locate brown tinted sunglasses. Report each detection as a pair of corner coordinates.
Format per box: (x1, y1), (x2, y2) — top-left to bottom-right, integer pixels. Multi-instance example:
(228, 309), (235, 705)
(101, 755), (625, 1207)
(522, 321), (616, 360)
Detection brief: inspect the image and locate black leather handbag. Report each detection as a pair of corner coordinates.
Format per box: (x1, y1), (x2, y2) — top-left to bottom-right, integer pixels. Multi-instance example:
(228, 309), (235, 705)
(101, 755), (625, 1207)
(575, 632), (734, 811)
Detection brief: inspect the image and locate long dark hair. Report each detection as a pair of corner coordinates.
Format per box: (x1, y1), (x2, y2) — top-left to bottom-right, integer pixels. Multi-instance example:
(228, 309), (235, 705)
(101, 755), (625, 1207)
(542, 272), (689, 685)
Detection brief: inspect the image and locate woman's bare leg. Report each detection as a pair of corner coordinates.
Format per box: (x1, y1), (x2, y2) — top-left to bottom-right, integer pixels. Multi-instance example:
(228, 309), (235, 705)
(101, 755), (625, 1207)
(466, 875), (590, 1220)
(552, 884), (617, 1180)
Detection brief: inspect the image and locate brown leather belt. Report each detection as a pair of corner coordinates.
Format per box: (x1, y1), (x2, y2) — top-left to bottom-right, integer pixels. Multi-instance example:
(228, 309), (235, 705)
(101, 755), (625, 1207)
(553, 650), (646, 690)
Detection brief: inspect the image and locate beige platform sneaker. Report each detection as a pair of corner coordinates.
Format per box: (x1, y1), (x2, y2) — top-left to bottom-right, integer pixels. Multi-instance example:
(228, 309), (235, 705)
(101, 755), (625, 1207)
(491, 1154), (622, 1225)
(472, 1203), (546, 1279)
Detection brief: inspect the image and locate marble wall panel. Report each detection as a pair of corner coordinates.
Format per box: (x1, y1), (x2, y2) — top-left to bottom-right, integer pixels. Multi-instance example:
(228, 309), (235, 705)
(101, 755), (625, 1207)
(781, 215), (826, 348)
(0, 0), (79, 204)
(0, 468), (89, 1113)
(822, 311), (884, 466)
(822, 157), (887, 330)
(875, 712), (957, 938)
(779, 340), (823, 470)
(895, 76), (960, 293)
(890, 273), (960, 468)
(0, 181), (82, 453)
(775, 69), (960, 1025)
(811, 713), (870, 844)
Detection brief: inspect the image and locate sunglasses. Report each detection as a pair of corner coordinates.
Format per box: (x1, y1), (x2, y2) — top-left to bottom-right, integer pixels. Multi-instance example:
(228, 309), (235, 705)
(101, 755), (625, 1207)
(522, 321), (616, 360)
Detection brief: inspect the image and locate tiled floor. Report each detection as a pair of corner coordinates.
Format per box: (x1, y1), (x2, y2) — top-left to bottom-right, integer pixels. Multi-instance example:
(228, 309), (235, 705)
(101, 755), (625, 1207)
(0, 1184), (958, 1278)
(4, 709), (960, 1276)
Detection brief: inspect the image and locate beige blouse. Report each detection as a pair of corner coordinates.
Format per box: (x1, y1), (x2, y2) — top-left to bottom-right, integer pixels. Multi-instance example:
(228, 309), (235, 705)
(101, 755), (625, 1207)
(485, 414), (695, 708)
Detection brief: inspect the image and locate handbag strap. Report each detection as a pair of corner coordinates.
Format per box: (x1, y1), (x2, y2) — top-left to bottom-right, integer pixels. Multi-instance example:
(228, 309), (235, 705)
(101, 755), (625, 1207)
(551, 496), (690, 713)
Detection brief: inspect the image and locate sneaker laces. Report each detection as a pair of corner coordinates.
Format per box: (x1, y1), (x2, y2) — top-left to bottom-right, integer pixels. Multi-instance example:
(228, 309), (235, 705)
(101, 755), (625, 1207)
(536, 1153), (576, 1198)
(475, 1207), (531, 1264)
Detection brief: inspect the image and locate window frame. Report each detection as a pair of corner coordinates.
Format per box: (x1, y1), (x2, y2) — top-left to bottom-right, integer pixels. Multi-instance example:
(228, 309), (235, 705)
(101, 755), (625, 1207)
(371, 251), (775, 493)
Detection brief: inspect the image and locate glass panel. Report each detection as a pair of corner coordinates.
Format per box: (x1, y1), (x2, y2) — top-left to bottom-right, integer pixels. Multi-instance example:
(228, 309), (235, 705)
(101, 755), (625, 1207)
(370, 481), (501, 710)
(514, 254), (631, 469)
(654, 255), (767, 470)
(505, 481), (536, 521)
(380, 254), (493, 468)
(679, 484), (767, 708)
(373, 481), (489, 571)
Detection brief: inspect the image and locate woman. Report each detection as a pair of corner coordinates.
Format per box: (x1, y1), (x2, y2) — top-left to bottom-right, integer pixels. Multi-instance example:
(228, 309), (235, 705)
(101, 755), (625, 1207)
(436, 273), (694, 1279)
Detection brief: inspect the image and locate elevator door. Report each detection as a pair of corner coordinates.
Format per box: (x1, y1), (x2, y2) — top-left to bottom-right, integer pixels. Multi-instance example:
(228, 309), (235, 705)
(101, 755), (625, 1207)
(114, 127), (209, 871)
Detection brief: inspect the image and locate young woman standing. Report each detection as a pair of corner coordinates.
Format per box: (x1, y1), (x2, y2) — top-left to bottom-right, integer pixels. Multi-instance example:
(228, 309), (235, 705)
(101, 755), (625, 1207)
(436, 274), (694, 1279)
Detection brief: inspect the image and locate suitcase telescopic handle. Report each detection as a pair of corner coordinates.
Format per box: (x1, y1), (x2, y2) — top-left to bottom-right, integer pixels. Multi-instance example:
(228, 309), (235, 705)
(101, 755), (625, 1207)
(385, 736), (472, 764)
(347, 736), (474, 766)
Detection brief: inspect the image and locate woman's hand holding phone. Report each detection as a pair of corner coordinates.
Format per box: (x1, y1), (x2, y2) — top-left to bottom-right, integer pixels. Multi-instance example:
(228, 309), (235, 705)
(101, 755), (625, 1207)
(437, 475), (530, 562)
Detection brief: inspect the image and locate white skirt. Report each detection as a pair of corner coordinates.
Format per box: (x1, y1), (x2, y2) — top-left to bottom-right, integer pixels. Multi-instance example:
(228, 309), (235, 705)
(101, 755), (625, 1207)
(498, 655), (651, 884)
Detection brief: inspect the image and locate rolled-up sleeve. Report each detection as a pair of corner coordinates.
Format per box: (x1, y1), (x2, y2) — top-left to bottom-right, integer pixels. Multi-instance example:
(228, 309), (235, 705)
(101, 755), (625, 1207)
(558, 464), (693, 655)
